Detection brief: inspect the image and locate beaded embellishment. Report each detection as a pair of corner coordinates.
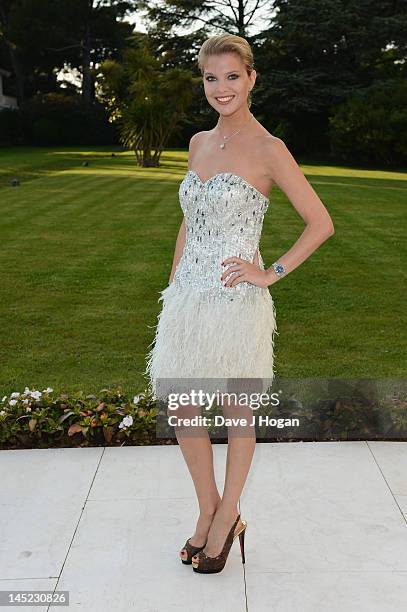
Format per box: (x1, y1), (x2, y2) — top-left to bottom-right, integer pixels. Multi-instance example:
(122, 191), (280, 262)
(173, 171), (270, 303)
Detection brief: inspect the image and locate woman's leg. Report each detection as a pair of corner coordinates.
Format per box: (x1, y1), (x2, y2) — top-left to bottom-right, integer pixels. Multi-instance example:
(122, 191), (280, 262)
(192, 401), (256, 559)
(171, 405), (222, 558)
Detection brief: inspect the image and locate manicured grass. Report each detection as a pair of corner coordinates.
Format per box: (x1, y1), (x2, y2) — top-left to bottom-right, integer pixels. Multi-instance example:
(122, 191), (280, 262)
(0, 146), (406, 397)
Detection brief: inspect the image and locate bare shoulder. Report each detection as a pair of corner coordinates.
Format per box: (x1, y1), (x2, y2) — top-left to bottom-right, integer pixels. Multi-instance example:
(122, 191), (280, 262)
(188, 130), (211, 169)
(259, 135), (300, 181)
(260, 134), (290, 157)
(189, 130), (209, 152)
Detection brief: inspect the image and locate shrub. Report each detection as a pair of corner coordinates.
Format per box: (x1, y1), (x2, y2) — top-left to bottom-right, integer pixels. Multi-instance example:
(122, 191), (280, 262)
(0, 386), (159, 448)
(31, 117), (67, 146)
(27, 93), (118, 145)
(0, 92), (118, 146)
(1, 383), (405, 448)
(329, 79), (407, 166)
(0, 107), (24, 146)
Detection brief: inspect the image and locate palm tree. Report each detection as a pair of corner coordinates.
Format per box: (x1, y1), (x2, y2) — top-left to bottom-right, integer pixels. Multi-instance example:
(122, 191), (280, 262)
(99, 42), (199, 166)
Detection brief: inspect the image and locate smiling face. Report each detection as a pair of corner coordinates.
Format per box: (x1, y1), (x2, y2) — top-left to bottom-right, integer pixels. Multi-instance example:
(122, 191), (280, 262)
(203, 52), (256, 114)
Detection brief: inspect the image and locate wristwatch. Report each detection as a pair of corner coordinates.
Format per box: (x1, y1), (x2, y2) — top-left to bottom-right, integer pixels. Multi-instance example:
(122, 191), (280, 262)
(272, 261), (286, 278)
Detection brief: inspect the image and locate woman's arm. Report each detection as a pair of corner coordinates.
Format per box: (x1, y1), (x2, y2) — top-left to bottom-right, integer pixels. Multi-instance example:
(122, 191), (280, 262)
(168, 218), (186, 284)
(264, 138), (335, 285)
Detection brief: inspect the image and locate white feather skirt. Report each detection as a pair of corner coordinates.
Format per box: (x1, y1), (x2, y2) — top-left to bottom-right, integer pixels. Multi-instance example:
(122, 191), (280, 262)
(144, 282), (278, 401)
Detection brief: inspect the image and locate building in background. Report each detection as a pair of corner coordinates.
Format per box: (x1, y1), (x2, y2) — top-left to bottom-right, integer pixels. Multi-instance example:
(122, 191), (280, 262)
(0, 68), (18, 109)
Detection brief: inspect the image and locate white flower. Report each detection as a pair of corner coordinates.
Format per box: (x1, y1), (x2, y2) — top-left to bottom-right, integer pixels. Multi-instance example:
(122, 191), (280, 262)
(30, 391), (42, 400)
(43, 387), (53, 393)
(22, 399), (29, 405)
(10, 392), (20, 398)
(0, 410), (5, 416)
(1, 396), (7, 402)
(133, 394), (141, 405)
(23, 387), (31, 395)
(26, 406), (32, 412)
(118, 415), (133, 429)
(9, 399), (17, 406)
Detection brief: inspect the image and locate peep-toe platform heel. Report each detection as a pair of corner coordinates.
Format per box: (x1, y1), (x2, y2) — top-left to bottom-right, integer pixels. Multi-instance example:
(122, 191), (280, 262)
(179, 538), (206, 565)
(191, 514), (247, 574)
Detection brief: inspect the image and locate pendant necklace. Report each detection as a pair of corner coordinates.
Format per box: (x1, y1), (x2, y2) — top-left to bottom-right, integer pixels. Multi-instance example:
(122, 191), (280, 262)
(218, 112), (254, 150)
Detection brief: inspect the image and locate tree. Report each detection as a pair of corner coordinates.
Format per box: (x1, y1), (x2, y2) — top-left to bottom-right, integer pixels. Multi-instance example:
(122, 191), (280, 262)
(45, 0), (136, 104)
(254, 0), (407, 153)
(0, 0), (29, 106)
(0, 0), (136, 106)
(329, 79), (407, 166)
(98, 33), (200, 165)
(138, 0), (270, 39)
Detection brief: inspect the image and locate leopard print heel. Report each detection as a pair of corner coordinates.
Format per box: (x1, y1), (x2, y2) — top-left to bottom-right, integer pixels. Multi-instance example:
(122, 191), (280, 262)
(191, 514), (247, 574)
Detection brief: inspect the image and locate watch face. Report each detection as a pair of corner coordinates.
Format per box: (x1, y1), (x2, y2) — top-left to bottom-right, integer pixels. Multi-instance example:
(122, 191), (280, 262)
(276, 264), (284, 274)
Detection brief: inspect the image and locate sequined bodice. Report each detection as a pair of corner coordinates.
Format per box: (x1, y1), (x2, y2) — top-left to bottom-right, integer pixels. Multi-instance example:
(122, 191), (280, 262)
(171, 170), (270, 301)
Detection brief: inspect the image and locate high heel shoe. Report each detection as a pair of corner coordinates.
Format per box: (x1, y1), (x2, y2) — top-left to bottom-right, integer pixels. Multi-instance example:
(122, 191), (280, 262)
(191, 514), (247, 574)
(180, 505), (221, 564)
(179, 538), (207, 565)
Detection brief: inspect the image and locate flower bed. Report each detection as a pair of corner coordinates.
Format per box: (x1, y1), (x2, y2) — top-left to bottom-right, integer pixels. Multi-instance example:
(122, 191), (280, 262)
(1, 383), (406, 449)
(0, 387), (167, 449)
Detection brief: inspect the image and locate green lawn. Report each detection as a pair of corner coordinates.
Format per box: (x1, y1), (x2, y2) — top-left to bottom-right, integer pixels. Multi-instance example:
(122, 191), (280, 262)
(0, 146), (406, 397)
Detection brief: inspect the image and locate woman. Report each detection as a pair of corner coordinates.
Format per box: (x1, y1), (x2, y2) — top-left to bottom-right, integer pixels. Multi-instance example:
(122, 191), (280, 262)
(145, 33), (334, 574)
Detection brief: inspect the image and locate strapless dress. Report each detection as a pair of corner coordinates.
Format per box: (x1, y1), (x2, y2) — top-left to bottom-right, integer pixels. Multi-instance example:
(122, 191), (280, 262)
(144, 170), (278, 401)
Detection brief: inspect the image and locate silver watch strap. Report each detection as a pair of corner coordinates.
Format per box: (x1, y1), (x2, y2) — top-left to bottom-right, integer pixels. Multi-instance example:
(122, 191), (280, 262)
(272, 261), (286, 277)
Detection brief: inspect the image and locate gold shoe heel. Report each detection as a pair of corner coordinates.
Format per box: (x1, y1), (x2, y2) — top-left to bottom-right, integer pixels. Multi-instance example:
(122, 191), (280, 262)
(234, 520), (247, 564)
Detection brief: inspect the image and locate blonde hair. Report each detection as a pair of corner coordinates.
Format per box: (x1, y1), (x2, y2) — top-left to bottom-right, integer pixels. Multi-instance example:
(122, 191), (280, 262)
(197, 34), (255, 108)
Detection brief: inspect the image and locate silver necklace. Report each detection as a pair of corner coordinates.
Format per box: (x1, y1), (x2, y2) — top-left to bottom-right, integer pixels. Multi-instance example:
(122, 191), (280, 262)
(218, 113), (254, 149)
